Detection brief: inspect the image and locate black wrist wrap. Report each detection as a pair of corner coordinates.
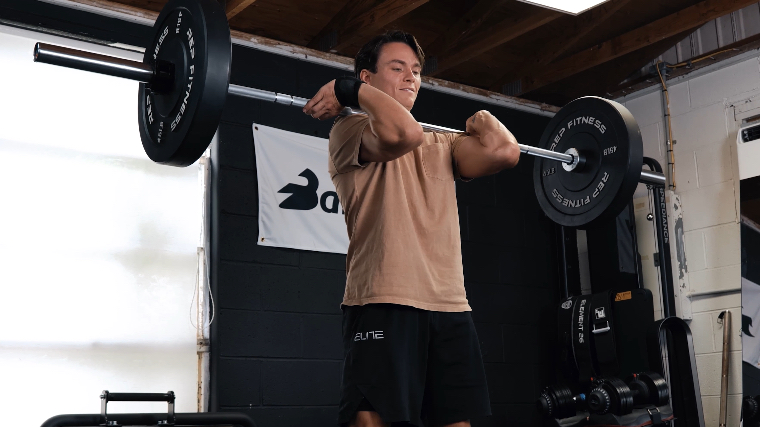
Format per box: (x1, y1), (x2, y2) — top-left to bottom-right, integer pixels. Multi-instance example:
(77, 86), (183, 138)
(334, 76), (363, 108)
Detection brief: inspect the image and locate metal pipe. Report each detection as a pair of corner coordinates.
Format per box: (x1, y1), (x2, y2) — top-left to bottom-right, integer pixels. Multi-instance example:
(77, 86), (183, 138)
(34, 42), (155, 83)
(718, 310), (731, 427)
(33, 43), (667, 185)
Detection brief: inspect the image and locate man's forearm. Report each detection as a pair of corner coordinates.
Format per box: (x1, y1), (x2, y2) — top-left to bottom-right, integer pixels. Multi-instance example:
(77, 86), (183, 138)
(358, 84), (423, 148)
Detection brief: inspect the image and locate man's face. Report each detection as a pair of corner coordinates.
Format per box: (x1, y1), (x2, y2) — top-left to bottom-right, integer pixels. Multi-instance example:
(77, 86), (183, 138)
(360, 42), (422, 111)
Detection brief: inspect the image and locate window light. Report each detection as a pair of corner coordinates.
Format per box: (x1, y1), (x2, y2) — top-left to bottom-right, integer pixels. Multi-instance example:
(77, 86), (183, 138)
(517, 0), (611, 15)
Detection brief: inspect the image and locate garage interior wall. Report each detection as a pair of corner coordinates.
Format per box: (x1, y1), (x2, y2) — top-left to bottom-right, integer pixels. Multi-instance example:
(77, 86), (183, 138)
(603, 51), (760, 426)
(0, 24), (201, 426)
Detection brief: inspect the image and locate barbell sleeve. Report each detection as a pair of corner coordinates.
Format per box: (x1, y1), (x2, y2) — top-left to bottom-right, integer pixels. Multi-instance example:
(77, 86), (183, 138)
(640, 170), (667, 186)
(32, 42), (666, 186)
(34, 42), (155, 84)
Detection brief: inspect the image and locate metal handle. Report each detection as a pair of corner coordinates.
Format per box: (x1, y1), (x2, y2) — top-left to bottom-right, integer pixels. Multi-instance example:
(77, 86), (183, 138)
(101, 391), (175, 402)
(100, 391), (175, 425)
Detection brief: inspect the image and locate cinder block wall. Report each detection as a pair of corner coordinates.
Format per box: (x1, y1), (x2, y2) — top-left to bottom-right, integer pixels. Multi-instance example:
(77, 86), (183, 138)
(615, 53), (760, 426)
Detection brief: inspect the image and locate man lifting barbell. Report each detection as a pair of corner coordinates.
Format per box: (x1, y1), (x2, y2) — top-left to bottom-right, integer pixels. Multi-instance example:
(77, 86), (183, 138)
(28, 0), (669, 425)
(302, 31), (519, 427)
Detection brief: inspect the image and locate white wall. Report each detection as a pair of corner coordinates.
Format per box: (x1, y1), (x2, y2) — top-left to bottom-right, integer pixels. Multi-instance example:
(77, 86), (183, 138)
(615, 51), (760, 426)
(0, 25), (202, 425)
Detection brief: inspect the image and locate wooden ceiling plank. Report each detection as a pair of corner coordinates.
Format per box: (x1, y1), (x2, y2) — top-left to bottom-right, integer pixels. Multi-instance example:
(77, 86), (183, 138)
(488, 0), (632, 92)
(424, 0), (506, 58)
(520, 0), (759, 94)
(307, 0), (377, 50)
(553, 27), (698, 103)
(226, 0), (258, 19)
(427, 8), (561, 77)
(331, 0), (430, 52)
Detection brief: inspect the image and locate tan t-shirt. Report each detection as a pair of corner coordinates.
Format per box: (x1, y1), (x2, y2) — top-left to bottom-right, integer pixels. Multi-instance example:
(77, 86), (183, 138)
(328, 114), (471, 312)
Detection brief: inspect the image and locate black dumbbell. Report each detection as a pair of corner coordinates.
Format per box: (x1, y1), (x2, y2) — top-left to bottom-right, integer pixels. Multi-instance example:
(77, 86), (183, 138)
(537, 384), (587, 419)
(627, 372), (669, 407)
(588, 372), (669, 416)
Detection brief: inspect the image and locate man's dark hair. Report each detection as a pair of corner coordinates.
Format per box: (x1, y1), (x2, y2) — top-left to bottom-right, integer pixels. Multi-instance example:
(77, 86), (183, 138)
(354, 31), (425, 78)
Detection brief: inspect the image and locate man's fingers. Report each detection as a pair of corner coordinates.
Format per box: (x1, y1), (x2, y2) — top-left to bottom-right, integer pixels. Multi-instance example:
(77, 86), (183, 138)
(311, 99), (329, 117)
(303, 92), (323, 114)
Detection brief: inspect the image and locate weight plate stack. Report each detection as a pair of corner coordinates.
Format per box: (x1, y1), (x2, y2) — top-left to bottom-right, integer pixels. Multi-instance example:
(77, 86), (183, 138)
(533, 97), (643, 228)
(138, 0), (231, 166)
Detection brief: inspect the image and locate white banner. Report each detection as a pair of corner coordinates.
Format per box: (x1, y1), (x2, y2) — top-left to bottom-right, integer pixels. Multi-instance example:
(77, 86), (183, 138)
(744, 277), (760, 366)
(253, 123), (349, 254)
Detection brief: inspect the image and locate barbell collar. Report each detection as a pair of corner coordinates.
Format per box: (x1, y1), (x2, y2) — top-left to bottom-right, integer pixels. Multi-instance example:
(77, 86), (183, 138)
(521, 145), (575, 164)
(34, 42), (157, 86)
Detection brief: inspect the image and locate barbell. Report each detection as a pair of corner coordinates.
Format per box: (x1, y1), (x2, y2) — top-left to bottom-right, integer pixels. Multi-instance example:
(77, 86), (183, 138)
(31, 0), (665, 229)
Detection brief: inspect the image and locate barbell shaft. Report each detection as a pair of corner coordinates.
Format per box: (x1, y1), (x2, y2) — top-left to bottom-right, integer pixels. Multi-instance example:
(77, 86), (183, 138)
(33, 43), (666, 186)
(227, 83), (575, 164)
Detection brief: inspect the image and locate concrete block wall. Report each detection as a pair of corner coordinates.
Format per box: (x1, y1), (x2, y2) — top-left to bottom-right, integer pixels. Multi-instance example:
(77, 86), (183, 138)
(616, 53), (760, 426)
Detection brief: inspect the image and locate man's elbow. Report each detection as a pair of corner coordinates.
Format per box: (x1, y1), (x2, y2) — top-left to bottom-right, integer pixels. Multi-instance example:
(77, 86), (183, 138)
(379, 124), (424, 158)
(392, 123), (424, 148)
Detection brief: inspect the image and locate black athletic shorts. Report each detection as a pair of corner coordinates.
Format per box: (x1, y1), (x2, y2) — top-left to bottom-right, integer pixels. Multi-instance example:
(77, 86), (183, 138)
(338, 303), (491, 427)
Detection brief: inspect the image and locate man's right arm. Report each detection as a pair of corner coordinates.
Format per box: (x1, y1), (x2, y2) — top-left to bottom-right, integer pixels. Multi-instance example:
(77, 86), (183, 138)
(355, 84), (423, 163)
(303, 80), (424, 163)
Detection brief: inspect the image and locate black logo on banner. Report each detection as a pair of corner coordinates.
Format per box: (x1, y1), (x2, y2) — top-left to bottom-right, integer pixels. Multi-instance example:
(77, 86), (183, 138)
(744, 314), (755, 337)
(278, 168), (343, 214)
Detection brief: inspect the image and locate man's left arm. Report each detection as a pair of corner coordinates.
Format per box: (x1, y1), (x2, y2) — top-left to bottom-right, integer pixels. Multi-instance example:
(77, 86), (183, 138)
(453, 110), (520, 179)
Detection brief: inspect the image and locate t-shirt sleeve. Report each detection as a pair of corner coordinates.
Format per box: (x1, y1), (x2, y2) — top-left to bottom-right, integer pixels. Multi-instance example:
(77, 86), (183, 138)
(448, 132), (473, 182)
(329, 115), (371, 175)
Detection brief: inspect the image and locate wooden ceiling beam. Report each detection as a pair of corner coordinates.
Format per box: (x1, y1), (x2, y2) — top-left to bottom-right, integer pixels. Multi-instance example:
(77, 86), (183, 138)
(423, 0), (506, 59)
(307, 0), (429, 53)
(487, 0), (632, 93)
(609, 31), (760, 98)
(522, 27), (698, 105)
(307, 0), (377, 51)
(426, 7), (560, 77)
(519, 0), (759, 94)
(226, 0), (258, 19)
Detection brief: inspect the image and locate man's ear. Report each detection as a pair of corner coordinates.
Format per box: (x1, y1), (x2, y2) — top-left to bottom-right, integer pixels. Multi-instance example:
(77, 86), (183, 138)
(359, 69), (371, 84)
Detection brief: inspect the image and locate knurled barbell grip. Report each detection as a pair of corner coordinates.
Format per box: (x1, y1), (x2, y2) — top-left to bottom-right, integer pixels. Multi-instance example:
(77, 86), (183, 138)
(32, 42), (666, 186)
